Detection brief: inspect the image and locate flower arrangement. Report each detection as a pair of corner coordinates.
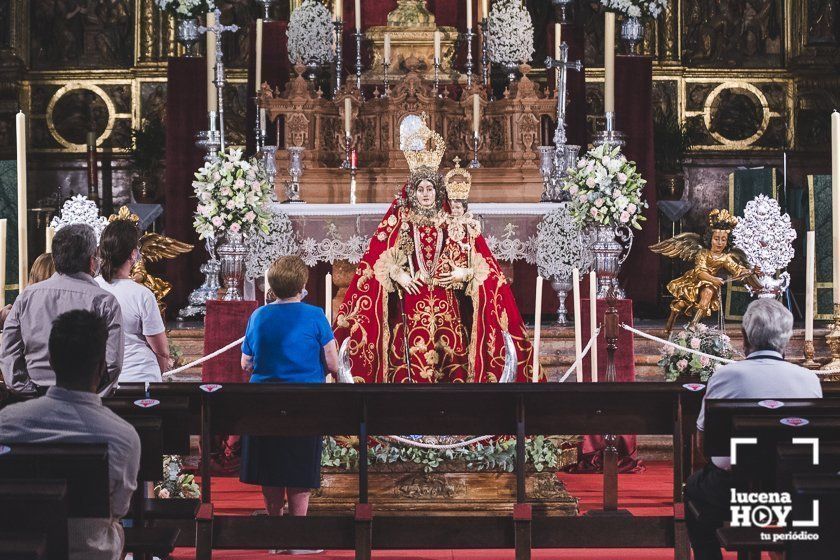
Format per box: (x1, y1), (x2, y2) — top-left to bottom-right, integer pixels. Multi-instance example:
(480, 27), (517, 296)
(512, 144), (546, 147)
(600, 0), (668, 19)
(562, 144), (648, 229)
(154, 455), (200, 499)
(154, 0), (215, 18)
(245, 206), (301, 279)
(536, 203), (591, 279)
(487, 0), (535, 66)
(192, 148), (274, 240)
(50, 194), (109, 242)
(658, 324), (738, 382)
(287, 0), (335, 66)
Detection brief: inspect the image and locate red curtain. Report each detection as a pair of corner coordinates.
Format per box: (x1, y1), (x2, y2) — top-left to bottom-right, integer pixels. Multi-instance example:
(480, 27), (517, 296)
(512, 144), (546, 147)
(247, 20), (291, 156)
(615, 55), (658, 308)
(163, 58), (207, 317)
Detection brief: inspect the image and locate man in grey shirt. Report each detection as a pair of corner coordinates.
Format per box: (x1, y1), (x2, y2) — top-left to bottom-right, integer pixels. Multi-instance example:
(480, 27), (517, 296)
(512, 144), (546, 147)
(686, 299), (823, 560)
(1, 223), (123, 394)
(0, 310), (140, 560)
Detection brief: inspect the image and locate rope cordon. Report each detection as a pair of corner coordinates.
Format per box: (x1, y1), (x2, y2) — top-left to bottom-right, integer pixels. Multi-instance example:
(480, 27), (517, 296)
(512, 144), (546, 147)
(163, 336), (245, 377)
(557, 327), (601, 383)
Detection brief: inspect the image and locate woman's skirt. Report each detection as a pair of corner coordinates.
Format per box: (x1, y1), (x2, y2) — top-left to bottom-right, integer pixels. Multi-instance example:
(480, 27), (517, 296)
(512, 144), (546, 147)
(239, 435), (323, 488)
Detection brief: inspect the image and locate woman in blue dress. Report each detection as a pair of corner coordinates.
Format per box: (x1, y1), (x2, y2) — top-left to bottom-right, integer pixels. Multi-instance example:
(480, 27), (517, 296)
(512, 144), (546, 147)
(239, 255), (338, 549)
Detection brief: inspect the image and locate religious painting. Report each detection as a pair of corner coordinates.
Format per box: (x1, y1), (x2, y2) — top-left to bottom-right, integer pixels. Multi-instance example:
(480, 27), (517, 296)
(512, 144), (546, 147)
(222, 82), (248, 147)
(682, 0), (783, 68)
(30, 0), (134, 69)
(796, 88), (834, 151)
(652, 80), (678, 126)
(140, 82), (168, 126)
(217, 0), (257, 68)
(808, 0), (838, 45)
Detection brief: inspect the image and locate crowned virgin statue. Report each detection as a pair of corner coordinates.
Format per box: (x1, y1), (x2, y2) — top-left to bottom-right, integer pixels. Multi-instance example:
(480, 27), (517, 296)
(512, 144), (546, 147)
(334, 115), (537, 383)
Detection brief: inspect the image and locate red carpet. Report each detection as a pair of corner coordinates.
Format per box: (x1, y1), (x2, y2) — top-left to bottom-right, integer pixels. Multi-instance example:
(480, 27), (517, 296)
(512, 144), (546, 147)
(172, 462), (753, 559)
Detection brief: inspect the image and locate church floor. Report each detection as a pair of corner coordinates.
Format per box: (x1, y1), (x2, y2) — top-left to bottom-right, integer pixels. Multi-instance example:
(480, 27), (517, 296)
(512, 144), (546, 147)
(171, 462), (757, 559)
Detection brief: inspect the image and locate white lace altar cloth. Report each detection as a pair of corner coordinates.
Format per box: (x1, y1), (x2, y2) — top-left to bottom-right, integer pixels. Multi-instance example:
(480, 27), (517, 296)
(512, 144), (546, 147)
(272, 202), (562, 265)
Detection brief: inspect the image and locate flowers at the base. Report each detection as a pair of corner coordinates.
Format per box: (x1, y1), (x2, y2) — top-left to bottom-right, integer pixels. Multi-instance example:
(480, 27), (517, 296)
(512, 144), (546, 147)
(287, 0), (335, 66)
(487, 0), (535, 66)
(192, 148), (273, 240)
(50, 194), (109, 242)
(562, 144), (648, 229)
(600, 0), (668, 19)
(154, 455), (200, 499)
(658, 324), (738, 382)
(154, 0), (215, 18)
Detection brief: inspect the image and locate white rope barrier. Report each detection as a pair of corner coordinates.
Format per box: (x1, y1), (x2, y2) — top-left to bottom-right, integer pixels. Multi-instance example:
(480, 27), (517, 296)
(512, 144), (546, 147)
(558, 327), (601, 383)
(378, 434), (495, 450)
(163, 336), (245, 377)
(619, 323), (735, 364)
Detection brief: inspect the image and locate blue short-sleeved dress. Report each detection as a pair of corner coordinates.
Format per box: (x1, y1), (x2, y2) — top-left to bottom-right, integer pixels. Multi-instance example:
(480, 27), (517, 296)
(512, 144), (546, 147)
(239, 302), (334, 488)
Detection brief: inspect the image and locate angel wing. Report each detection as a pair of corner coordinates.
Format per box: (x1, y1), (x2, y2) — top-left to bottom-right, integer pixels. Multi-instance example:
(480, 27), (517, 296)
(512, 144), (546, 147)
(649, 233), (704, 262)
(729, 246), (750, 268)
(139, 233), (194, 263)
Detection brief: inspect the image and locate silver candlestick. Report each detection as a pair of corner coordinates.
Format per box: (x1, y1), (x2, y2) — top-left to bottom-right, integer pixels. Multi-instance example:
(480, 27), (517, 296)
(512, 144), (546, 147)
(260, 144), (277, 187)
(469, 132), (481, 168)
(196, 111), (221, 163)
(253, 96), (264, 151)
(433, 57), (441, 97)
(199, 9), (239, 153)
(480, 18), (489, 88)
(382, 60), (390, 96)
(354, 31), (363, 94)
(464, 29), (475, 89)
(334, 20), (344, 96)
(256, 0), (278, 20)
(592, 111), (626, 148)
(340, 133), (352, 169)
(284, 146), (305, 203)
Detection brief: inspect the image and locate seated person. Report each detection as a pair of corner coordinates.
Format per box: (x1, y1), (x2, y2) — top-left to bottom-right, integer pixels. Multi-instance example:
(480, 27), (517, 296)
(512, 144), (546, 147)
(686, 298), (823, 560)
(0, 310), (141, 560)
(1, 224), (124, 394)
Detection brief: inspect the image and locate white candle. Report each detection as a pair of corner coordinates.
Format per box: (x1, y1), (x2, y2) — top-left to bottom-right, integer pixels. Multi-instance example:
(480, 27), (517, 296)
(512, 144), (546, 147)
(472, 94), (480, 135)
(466, 0), (472, 30)
(806, 230), (815, 341)
(45, 226), (55, 254)
(350, 174), (357, 204)
(604, 12), (616, 114)
(532, 275), (543, 382)
(255, 19), (263, 94)
(555, 23), (562, 59)
(334, 0), (342, 20)
(206, 12), (217, 112)
(264, 268), (270, 304)
(354, 0), (361, 30)
(833, 111), (840, 305)
(325, 272), (333, 323)
(589, 270), (598, 382)
(434, 31), (441, 62)
(384, 33), (391, 64)
(344, 97), (352, 135)
(0, 219), (6, 305)
(481, 0), (488, 19)
(15, 111), (27, 290)
(572, 267), (582, 382)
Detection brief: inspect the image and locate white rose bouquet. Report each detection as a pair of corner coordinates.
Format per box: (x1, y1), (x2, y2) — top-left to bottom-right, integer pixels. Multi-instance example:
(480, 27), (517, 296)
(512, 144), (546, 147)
(50, 194), (109, 242)
(600, 0), (668, 19)
(487, 0), (534, 65)
(562, 144), (648, 229)
(155, 0), (215, 19)
(192, 148), (274, 240)
(287, 0), (335, 66)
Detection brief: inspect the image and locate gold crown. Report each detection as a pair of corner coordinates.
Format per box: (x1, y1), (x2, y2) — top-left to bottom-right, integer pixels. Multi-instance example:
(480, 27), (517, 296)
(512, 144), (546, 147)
(108, 206), (140, 223)
(708, 208), (737, 231)
(444, 157), (471, 201)
(401, 113), (446, 174)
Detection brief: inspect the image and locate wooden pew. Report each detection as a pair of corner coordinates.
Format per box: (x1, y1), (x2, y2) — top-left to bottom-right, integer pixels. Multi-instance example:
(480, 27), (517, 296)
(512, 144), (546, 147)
(787, 473), (840, 559)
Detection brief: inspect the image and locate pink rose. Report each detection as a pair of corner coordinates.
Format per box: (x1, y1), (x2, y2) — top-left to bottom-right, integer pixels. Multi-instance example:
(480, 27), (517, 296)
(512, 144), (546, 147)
(220, 187), (232, 197)
(619, 211), (630, 223)
(617, 172), (628, 184)
(229, 222), (241, 233)
(568, 184), (579, 196)
(226, 200), (236, 209)
(211, 216), (223, 227)
(158, 488), (170, 499)
(676, 359), (688, 371)
(244, 211), (256, 222)
(700, 356), (710, 367)
(579, 194), (588, 204)
(234, 179), (246, 189)
(690, 337), (701, 349)
(590, 207), (599, 218)
(586, 177), (596, 188)
(594, 198), (604, 208)
(627, 203), (637, 214)
(197, 205), (210, 217)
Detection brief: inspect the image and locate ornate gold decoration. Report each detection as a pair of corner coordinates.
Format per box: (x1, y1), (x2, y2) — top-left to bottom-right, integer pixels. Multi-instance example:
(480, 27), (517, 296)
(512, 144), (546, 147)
(108, 206), (194, 314)
(402, 113), (446, 174)
(395, 474), (465, 500)
(822, 305), (840, 375)
(444, 157), (471, 201)
(802, 339), (819, 369)
(46, 83), (120, 151)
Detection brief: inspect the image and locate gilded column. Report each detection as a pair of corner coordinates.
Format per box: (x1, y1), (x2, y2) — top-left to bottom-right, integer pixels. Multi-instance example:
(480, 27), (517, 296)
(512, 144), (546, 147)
(659, 0), (679, 65)
(138, 0), (156, 63)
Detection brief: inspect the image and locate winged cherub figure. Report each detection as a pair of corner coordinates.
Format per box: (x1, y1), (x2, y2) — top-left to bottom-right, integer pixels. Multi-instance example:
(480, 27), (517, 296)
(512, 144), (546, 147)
(650, 209), (759, 335)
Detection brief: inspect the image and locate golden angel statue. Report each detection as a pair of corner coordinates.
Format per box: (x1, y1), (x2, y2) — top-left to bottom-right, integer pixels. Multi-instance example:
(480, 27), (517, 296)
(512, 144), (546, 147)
(108, 207), (193, 314)
(650, 209), (758, 334)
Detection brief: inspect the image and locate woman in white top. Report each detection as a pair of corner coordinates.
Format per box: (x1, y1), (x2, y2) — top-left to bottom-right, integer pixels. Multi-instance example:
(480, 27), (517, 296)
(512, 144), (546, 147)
(96, 220), (170, 382)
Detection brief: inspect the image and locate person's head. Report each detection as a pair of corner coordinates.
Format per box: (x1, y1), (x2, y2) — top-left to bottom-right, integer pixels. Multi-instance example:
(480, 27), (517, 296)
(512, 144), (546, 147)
(267, 255), (309, 301)
(49, 310), (108, 392)
(28, 253), (56, 284)
(51, 224), (98, 276)
(741, 298), (793, 355)
(99, 220), (140, 282)
(407, 168), (443, 214)
(450, 200), (467, 217)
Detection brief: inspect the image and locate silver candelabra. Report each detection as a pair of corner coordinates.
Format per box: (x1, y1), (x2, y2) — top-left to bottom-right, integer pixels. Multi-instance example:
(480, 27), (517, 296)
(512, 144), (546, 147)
(354, 31), (363, 94)
(464, 29), (475, 89)
(469, 132), (481, 168)
(382, 60), (390, 96)
(199, 9), (239, 153)
(195, 111), (221, 163)
(592, 112), (626, 148)
(480, 18), (489, 88)
(334, 21), (344, 96)
(253, 96), (265, 151)
(433, 57), (441, 97)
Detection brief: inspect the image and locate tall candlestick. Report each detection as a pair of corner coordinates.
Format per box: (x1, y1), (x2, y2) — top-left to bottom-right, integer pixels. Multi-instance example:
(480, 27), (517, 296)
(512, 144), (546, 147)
(0, 219), (6, 305)
(259, 108), (266, 136)
(15, 111), (28, 290)
(833, 111), (840, 305)
(604, 12), (616, 114)
(45, 226), (55, 254)
(264, 268), (270, 304)
(344, 97), (352, 134)
(354, 0), (361, 30)
(325, 272), (333, 324)
(572, 268), (582, 382)
(466, 0), (472, 30)
(434, 30), (441, 61)
(532, 275), (543, 382)
(472, 94), (480, 134)
(589, 270), (598, 382)
(255, 19), (263, 93)
(384, 33), (391, 64)
(806, 230), (815, 341)
(206, 11), (217, 112)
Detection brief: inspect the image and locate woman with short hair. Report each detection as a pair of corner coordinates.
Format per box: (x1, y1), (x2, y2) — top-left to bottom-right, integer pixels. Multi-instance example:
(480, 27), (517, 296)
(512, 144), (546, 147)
(96, 220), (169, 382)
(239, 255), (338, 554)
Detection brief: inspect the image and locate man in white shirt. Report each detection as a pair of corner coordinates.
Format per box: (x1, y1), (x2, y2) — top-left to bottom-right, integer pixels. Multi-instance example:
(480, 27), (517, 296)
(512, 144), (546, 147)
(0, 310), (141, 560)
(686, 299), (822, 560)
